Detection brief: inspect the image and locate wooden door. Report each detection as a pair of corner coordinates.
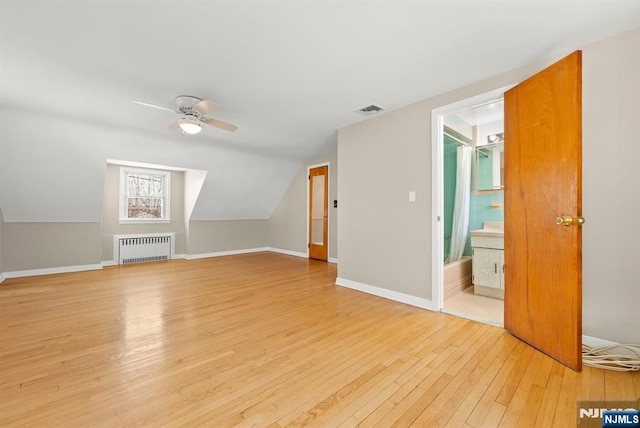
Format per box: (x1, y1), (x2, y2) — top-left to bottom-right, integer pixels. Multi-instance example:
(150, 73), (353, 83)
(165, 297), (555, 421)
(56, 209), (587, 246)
(504, 51), (583, 371)
(309, 165), (328, 261)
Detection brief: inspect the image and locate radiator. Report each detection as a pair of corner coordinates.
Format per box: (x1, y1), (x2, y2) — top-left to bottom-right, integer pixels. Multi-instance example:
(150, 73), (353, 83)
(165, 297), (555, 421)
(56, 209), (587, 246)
(115, 233), (174, 265)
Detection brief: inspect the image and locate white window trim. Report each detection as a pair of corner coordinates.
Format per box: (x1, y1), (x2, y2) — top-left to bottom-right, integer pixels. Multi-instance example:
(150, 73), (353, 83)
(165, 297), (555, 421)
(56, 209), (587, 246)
(119, 167), (171, 224)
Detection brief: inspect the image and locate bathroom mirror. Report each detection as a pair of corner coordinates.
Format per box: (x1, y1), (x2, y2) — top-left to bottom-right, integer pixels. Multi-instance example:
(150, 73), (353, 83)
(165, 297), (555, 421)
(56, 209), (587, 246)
(475, 133), (504, 191)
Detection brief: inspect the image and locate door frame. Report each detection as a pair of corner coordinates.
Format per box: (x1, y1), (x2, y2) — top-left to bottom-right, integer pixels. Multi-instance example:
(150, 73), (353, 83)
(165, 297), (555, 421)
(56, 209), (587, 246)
(430, 85), (514, 314)
(307, 162), (330, 260)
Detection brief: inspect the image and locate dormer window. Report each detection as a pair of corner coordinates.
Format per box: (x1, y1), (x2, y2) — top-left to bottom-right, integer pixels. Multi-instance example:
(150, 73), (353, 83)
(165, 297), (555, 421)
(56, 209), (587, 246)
(119, 168), (170, 223)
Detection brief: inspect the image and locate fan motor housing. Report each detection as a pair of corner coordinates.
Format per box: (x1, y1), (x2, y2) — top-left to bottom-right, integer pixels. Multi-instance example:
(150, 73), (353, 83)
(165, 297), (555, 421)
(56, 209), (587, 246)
(175, 95), (204, 115)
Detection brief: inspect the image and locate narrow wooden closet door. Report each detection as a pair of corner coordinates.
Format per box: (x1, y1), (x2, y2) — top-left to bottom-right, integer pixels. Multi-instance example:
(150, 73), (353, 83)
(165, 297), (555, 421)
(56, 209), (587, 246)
(309, 166), (328, 261)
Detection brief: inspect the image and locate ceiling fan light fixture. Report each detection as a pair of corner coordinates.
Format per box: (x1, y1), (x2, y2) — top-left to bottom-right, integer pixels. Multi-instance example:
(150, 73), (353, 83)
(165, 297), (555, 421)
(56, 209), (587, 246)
(178, 118), (202, 135)
(133, 97), (237, 133)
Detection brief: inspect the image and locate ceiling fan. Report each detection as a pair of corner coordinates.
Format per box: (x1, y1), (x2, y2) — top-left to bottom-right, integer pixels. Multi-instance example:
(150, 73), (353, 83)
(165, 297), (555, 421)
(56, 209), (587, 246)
(132, 95), (238, 134)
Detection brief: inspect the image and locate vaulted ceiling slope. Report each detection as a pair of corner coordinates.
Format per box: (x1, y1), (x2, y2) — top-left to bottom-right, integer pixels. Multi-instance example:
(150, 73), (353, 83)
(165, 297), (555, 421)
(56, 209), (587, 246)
(1, 1), (639, 222)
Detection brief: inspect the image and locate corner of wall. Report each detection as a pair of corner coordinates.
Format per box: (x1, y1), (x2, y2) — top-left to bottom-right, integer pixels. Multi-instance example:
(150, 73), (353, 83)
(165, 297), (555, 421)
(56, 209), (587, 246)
(0, 206), (4, 283)
(267, 154), (338, 261)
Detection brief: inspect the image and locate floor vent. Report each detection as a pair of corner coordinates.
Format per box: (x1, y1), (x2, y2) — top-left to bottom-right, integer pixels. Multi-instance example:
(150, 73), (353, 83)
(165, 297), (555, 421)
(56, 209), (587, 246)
(115, 233), (174, 265)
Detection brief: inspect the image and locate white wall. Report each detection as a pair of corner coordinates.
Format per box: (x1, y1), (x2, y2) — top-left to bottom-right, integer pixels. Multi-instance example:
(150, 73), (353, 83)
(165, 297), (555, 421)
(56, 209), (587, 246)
(0, 109), (301, 222)
(337, 27), (640, 344)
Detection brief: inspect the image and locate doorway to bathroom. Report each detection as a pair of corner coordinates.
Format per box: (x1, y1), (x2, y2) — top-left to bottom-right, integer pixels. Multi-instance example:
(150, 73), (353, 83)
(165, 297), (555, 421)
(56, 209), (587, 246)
(431, 86), (511, 326)
(432, 52), (583, 370)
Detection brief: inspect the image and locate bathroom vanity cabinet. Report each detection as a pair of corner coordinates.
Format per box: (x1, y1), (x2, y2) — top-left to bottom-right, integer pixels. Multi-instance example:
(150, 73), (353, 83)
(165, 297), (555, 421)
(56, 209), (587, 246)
(471, 235), (505, 299)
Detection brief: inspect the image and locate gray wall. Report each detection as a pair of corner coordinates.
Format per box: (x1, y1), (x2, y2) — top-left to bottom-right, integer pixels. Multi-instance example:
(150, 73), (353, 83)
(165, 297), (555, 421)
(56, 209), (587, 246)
(338, 104), (430, 296)
(337, 27), (640, 344)
(3, 222), (102, 272)
(268, 155), (338, 260)
(581, 28), (640, 344)
(101, 163), (186, 261)
(188, 220), (269, 255)
(0, 207), (4, 277)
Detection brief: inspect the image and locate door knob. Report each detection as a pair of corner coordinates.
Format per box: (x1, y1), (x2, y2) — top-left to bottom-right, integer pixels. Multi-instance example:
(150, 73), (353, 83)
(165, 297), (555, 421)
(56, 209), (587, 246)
(555, 215), (573, 226)
(555, 214), (585, 227)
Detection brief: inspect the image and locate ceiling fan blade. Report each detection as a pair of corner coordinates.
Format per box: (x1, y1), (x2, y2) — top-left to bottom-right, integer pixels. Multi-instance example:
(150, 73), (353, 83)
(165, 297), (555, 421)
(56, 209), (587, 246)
(168, 121), (180, 129)
(192, 99), (219, 115)
(132, 99), (176, 113)
(200, 116), (238, 132)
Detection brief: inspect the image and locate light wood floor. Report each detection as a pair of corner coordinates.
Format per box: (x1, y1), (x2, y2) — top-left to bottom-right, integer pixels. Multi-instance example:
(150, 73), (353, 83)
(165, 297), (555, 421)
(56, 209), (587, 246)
(1, 253), (638, 427)
(445, 287), (504, 325)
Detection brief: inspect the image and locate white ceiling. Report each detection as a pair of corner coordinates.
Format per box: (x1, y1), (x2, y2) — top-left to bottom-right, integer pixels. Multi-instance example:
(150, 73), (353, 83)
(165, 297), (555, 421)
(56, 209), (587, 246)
(1, 1), (639, 221)
(455, 100), (504, 127)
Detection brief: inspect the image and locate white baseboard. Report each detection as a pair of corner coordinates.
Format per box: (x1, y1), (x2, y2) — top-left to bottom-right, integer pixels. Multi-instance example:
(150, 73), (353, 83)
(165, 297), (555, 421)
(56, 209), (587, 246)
(582, 334), (640, 357)
(582, 334), (621, 349)
(329, 284), (628, 350)
(3, 264), (104, 280)
(267, 247), (308, 259)
(103, 249), (320, 265)
(7, 249), (329, 280)
(0, 273), (5, 284)
(185, 247), (269, 260)
(335, 277), (432, 310)
(267, 247), (337, 263)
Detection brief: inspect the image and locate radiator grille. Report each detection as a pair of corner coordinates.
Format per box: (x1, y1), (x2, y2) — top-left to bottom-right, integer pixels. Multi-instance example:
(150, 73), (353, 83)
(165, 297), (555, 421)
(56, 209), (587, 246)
(118, 235), (172, 265)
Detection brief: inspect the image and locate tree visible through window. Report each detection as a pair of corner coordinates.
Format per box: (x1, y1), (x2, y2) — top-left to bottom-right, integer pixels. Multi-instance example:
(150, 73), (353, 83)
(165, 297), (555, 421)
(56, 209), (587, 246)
(120, 168), (170, 221)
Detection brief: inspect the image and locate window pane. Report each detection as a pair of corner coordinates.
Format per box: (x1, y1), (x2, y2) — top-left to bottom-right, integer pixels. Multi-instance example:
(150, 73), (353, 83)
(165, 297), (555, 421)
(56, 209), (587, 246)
(127, 197), (163, 219)
(127, 174), (164, 197)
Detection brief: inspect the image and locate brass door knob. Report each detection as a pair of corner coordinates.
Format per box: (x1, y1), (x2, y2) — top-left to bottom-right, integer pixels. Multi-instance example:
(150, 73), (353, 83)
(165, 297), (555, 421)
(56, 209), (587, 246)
(555, 215), (585, 227)
(556, 215), (573, 226)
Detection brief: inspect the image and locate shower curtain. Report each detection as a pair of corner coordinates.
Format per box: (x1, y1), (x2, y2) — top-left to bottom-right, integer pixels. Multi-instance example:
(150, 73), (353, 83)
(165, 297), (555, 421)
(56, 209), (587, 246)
(448, 145), (472, 263)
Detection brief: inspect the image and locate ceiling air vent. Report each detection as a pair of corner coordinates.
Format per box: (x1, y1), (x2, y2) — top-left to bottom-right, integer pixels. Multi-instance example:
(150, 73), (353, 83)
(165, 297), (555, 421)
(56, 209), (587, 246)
(356, 104), (386, 115)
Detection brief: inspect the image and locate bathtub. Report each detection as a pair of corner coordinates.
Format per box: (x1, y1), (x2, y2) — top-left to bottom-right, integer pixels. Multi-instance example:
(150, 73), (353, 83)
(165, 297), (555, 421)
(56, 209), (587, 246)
(443, 257), (472, 301)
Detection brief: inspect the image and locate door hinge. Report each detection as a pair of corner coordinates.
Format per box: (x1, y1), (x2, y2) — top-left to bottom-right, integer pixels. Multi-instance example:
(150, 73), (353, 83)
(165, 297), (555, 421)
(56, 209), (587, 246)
(308, 243), (310, 248)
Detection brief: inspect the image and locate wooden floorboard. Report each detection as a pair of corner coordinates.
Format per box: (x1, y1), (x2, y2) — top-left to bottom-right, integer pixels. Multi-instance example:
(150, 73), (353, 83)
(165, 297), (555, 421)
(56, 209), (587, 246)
(0, 252), (638, 427)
